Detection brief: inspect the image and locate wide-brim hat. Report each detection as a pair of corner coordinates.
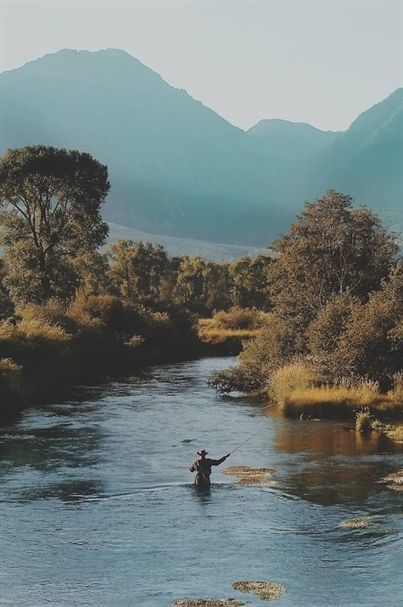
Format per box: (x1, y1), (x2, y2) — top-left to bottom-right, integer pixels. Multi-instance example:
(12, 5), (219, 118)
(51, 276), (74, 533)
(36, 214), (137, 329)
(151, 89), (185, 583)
(197, 449), (208, 456)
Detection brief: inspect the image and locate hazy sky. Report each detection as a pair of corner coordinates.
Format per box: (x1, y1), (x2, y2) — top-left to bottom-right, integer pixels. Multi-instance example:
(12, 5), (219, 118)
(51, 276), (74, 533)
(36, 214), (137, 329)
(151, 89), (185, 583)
(1, 0), (402, 131)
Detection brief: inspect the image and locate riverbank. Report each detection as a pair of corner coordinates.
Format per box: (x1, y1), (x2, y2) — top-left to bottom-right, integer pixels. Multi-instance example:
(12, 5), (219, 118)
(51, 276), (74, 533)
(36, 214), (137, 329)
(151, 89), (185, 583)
(0, 297), (213, 423)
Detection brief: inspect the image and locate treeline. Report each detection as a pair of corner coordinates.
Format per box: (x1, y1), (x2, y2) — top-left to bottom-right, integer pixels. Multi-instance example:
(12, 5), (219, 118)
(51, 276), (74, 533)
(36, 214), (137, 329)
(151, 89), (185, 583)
(0, 145), (270, 419)
(212, 191), (403, 418)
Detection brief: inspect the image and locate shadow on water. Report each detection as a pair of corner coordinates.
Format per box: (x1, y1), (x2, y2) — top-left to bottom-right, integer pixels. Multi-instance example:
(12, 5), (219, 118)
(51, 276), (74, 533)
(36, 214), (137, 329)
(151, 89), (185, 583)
(18, 478), (105, 503)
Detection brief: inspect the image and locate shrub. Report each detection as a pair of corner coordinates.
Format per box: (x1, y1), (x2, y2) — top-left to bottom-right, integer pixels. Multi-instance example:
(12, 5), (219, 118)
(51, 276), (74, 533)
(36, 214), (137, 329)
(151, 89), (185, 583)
(210, 365), (264, 394)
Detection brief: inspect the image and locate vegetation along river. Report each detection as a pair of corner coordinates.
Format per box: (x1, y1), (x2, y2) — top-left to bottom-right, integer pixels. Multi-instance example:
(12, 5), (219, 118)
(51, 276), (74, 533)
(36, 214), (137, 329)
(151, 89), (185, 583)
(0, 357), (402, 607)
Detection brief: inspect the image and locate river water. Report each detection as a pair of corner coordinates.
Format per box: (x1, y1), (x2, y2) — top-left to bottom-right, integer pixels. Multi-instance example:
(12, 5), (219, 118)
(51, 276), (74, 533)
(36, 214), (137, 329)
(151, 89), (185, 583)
(0, 357), (402, 607)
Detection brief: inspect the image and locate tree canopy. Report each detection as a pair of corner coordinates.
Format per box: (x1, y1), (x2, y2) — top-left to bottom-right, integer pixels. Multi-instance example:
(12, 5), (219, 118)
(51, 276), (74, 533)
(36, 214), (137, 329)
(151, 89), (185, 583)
(0, 145), (110, 303)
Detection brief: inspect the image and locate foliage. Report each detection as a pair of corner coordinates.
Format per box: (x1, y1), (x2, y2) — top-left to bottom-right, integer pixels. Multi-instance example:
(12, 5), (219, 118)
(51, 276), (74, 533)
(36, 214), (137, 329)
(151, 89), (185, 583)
(108, 240), (169, 303)
(0, 145), (109, 303)
(210, 365), (264, 394)
(228, 255), (272, 309)
(269, 191), (398, 326)
(333, 265), (403, 386)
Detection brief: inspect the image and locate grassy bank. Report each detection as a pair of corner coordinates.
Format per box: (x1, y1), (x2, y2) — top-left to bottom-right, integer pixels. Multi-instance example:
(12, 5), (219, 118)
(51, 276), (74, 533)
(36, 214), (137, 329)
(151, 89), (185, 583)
(0, 297), (204, 423)
(269, 362), (403, 419)
(198, 307), (269, 354)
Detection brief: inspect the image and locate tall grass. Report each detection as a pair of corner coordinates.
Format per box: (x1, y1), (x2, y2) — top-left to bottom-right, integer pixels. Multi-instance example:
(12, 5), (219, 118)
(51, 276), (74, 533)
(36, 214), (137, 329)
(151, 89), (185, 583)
(269, 360), (320, 406)
(269, 360), (403, 418)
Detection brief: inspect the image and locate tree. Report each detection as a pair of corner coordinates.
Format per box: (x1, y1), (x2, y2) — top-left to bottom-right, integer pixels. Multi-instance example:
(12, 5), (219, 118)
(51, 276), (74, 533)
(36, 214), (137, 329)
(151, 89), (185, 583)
(0, 259), (13, 319)
(269, 190), (398, 326)
(333, 264), (403, 385)
(229, 255), (272, 309)
(0, 146), (110, 303)
(108, 240), (170, 303)
(171, 256), (210, 313)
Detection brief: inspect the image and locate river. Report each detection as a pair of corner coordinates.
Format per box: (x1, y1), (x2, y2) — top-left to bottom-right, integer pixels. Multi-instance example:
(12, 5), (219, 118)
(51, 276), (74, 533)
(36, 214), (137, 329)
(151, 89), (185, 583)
(0, 357), (402, 607)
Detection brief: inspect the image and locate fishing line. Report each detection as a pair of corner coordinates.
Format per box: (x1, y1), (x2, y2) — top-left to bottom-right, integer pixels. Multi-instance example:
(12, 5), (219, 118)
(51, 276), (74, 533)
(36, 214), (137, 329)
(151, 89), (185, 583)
(229, 426), (264, 455)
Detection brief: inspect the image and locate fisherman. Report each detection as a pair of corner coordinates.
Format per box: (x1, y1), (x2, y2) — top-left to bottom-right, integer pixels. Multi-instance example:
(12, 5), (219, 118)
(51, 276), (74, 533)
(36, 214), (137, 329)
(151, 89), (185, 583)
(189, 449), (230, 489)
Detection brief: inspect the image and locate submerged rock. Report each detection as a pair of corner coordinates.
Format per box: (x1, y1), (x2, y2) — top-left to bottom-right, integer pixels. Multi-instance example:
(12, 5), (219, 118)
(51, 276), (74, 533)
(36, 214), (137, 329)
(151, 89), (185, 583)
(232, 580), (285, 601)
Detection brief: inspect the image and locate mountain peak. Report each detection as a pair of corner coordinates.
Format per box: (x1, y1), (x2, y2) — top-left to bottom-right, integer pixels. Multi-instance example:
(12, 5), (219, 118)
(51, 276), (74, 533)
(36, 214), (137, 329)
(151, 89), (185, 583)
(2, 48), (163, 85)
(247, 118), (336, 138)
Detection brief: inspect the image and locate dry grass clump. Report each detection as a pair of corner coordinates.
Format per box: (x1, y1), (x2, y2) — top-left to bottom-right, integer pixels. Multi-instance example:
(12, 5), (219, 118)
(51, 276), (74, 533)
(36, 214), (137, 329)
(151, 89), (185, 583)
(17, 318), (70, 341)
(0, 318), (70, 342)
(232, 581), (285, 601)
(270, 361), (321, 406)
(355, 407), (373, 433)
(173, 600), (244, 607)
(339, 517), (373, 529)
(198, 319), (259, 344)
(384, 425), (403, 442)
(0, 357), (21, 372)
(281, 383), (402, 419)
(388, 372), (403, 403)
(212, 307), (267, 331)
(382, 470), (403, 491)
(224, 466), (275, 487)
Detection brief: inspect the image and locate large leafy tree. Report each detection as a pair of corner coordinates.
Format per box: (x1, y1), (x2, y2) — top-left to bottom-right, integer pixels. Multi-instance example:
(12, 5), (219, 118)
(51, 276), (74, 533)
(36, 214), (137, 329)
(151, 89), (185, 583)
(108, 240), (170, 303)
(0, 145), (110, 303)
(229, 255), (272, 309)
(269, 190), (398, 326)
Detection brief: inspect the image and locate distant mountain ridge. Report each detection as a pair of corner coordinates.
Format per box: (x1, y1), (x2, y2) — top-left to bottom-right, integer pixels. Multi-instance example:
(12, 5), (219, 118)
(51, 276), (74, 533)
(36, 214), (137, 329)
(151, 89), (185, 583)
(0, 49), (402, 246)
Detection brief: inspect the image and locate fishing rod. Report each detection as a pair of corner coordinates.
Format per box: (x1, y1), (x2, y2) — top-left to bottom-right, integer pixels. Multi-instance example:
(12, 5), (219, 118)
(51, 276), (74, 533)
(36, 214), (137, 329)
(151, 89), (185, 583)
(229, 427), (263, 455)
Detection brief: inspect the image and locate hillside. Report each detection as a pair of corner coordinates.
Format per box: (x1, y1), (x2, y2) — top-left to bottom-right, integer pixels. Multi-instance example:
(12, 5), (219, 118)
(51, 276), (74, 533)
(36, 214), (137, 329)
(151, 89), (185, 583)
(0, 49), (401, 245)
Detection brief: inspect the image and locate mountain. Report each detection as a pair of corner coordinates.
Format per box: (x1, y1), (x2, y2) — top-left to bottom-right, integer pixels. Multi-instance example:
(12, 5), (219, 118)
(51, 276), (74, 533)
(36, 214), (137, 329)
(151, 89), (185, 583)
(310, 88), (403, 229)
(107, 223), (264, 260)
(0, 49), (402, 246)
(248, 119), (339, 159)
(0, 49), (273, 245)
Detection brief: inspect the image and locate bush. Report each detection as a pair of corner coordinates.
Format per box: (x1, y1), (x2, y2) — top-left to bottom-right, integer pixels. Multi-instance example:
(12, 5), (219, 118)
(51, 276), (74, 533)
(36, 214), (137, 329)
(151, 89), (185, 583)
(210, 365), (264, 394)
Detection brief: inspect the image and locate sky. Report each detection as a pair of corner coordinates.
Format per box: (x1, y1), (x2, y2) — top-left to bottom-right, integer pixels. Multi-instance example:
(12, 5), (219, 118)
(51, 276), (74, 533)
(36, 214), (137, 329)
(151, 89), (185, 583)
(1, 0), (402, 131)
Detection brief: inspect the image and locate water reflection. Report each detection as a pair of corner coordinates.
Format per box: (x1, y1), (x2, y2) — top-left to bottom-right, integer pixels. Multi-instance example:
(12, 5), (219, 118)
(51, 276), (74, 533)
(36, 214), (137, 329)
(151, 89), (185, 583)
(19, 478), (105, 503)
(0, 405), (106, 503)
(272, 416), (403, 506)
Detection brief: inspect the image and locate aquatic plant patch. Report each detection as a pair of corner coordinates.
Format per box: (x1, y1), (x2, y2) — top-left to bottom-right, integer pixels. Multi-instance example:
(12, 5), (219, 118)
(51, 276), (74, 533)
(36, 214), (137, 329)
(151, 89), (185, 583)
(173, 600), (245, 607)
(232, 580), (285, 601)
(339, 517), (373, 529)
(223, 466), (275, 487)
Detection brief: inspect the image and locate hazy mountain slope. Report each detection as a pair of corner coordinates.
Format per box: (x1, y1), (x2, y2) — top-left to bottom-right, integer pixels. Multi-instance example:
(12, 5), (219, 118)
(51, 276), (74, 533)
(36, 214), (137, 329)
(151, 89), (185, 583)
(0, 49), (401, 246)
(0, 49), (276, 245)
(310, 88), (403, 229)
(248, 118), (339, 159)
(107, 223), (264, 260)
(247, 119), (341, 218)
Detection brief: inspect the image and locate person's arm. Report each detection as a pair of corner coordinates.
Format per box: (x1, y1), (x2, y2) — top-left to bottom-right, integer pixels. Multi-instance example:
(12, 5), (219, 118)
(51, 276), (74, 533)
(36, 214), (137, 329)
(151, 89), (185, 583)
(189, 460), (197, 472)
(210, 454), (230, 466)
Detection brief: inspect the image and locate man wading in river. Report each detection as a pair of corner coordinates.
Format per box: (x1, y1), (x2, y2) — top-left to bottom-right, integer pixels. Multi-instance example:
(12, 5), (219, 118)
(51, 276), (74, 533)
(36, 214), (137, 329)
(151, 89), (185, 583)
(189, 449), (230, 489)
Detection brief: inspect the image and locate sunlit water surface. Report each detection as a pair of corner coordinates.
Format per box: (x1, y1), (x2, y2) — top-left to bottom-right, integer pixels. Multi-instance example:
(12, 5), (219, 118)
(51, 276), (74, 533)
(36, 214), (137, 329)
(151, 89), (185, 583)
(0, 357), (402, 607)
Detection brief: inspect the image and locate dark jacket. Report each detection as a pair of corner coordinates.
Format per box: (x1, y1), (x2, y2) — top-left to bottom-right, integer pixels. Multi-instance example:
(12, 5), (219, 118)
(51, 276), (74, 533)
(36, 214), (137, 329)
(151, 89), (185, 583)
(189, 455), (227, 477)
